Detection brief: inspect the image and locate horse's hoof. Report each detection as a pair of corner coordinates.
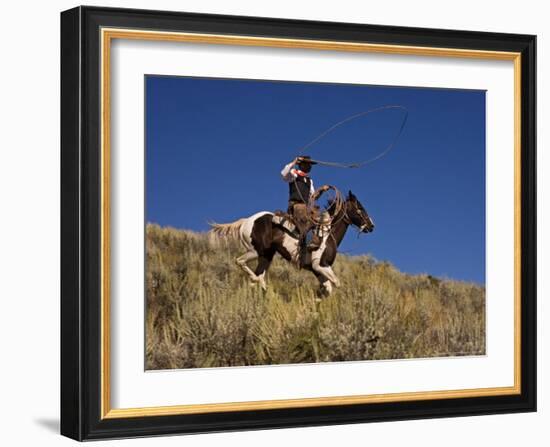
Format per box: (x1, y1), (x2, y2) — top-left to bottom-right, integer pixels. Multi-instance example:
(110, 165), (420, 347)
(321, 281), (333, 296)
(259, 277), (267, 291)
(249, 279), (267, 292)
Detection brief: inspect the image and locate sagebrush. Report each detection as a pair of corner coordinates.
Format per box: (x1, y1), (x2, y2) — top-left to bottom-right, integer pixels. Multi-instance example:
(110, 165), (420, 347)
(146, 223), (485, 369)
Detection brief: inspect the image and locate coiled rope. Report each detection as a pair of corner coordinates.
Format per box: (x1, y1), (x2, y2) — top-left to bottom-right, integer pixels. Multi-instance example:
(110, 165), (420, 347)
(310, 185), (346, 227)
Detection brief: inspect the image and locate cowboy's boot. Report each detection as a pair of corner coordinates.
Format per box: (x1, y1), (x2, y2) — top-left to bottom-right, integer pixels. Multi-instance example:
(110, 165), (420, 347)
(299, 234), (308, 267)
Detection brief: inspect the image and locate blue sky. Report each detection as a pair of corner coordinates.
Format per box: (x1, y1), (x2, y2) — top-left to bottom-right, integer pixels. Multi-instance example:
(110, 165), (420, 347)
(146, 76), (486, 284)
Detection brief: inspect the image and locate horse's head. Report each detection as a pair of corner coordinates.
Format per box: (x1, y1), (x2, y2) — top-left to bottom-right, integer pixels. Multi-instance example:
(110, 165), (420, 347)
(346, 190), (374, 233)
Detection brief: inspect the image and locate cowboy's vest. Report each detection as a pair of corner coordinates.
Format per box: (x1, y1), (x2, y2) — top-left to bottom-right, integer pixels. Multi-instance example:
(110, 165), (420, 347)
(289, 176), (312, 204)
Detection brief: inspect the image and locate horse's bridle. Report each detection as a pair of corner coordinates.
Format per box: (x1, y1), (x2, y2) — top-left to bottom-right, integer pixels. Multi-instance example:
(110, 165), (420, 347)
(343, 204), (372, 233)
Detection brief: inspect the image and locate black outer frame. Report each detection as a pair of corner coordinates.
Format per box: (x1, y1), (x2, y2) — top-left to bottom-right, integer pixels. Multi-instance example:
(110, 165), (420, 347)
(60, 5), (536, 441)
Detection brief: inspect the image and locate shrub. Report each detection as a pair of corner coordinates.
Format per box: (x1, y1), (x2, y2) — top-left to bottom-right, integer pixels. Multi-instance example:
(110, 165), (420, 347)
(145, 224), (485, 369)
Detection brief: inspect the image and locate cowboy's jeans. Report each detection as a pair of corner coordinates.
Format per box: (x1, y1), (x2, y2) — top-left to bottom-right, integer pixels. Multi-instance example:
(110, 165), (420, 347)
(288, 202), (322, 255)
(288, 202), (311, 236)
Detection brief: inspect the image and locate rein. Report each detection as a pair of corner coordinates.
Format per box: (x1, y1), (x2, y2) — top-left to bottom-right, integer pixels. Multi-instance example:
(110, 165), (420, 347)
(289, 183), (367, 245)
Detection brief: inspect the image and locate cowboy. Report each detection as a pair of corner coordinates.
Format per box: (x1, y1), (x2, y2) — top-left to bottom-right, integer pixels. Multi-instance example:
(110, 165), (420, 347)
(281, 156), (330, 253)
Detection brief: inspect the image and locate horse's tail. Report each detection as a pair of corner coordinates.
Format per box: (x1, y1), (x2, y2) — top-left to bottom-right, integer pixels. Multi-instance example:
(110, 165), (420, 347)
(208, 218), (247, 239)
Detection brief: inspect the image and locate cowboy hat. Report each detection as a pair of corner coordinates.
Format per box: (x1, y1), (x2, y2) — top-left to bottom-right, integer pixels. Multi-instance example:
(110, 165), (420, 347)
(297, 155), (317, 165)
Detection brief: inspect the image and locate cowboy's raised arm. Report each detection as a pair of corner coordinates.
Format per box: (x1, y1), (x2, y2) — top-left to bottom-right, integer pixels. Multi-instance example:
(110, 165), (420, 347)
(281, 158), (298, 182)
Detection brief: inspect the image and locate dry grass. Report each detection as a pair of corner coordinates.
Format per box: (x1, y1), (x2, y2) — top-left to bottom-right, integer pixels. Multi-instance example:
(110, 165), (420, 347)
(145, 223), (485, 370)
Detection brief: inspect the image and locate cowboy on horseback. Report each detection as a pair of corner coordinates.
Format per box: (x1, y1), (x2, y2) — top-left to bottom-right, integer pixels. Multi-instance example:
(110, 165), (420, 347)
(281, 156), (331, 254)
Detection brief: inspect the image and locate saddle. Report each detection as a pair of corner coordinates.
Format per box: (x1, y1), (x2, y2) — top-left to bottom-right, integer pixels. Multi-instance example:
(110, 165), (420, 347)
(272, 209), (333, 267)
(272, 210), (332, 237)
(272, 210), (300, 239)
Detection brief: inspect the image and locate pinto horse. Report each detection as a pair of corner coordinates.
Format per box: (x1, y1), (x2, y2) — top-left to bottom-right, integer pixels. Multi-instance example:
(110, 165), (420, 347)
(210, 191), (374, 296)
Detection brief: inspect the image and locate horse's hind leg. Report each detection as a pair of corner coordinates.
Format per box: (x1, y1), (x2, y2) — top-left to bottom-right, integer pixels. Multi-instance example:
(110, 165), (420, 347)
(235, 250), (260, 283)
(254, 249), (275, 291)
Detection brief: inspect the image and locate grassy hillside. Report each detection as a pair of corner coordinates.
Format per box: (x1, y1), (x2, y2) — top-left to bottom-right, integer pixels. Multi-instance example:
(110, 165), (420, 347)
(146, 223), (485, 370)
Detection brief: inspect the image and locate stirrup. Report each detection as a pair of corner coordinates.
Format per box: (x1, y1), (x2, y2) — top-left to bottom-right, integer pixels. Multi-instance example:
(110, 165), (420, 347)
(306, 235), (322, 252)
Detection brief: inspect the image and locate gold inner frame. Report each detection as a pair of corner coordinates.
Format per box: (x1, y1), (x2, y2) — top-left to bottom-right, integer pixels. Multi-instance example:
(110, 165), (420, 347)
(100, 27), (522, 419)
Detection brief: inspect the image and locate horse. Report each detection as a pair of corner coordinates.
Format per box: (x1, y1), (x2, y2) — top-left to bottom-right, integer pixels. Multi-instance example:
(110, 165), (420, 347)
(209, 191), (374, 296)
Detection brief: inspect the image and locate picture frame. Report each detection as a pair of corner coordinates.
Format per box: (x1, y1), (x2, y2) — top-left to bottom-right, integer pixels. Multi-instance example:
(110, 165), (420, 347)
(60, 5), (536, 441)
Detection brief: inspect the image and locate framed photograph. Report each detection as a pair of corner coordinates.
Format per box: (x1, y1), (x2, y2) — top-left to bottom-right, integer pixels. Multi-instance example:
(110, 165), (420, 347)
(60, 6), (536, 441)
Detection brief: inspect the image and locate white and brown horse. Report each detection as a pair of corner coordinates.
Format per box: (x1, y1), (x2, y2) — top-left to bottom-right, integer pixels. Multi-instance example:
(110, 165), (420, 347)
(210, 191), (374, 296)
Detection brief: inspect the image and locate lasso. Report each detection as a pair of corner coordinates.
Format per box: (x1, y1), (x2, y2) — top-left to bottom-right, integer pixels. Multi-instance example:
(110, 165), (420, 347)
(297, 105), (408, 168)
(292, 105), (408, 226)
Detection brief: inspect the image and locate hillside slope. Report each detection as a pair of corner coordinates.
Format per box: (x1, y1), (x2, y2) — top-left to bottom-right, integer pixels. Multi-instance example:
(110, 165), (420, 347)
(146, 223), (485, 370)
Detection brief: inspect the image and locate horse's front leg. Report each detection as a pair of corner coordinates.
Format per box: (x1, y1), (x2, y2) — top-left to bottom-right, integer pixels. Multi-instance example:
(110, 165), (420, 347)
(321, 279), (333, 296)
(313, 272), (333, 297)
(311, 258), (340, 288)
(328, 267), (341, 288)
(310, 238), (340, 288)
